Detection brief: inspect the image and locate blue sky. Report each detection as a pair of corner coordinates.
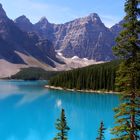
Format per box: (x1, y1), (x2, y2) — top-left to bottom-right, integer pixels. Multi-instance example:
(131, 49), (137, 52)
(0, 0), (125, 27)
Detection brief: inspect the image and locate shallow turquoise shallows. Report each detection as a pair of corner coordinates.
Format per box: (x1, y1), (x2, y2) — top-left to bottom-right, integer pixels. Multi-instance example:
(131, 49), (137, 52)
(0, 80), (119, 140)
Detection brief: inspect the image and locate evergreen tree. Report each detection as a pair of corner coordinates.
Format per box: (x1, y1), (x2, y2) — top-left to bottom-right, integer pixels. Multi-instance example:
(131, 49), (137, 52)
(49, 60), (120, 91)
(54, 109), (70, 140)
(96, 121), (106, 140)
(112, 0), (140, 139)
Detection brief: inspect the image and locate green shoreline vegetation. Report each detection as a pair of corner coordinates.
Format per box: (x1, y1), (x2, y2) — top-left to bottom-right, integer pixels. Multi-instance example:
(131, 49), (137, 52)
(10, 67), (61, 80)
(48, 60), (121, 92)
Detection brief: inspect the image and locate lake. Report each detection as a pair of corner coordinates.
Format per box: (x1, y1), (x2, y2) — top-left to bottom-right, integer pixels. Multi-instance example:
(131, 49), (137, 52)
(0, 80), (119, 140)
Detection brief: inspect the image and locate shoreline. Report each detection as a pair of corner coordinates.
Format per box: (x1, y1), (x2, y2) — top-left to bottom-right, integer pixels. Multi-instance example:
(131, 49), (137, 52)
(45, 85), (121, 94)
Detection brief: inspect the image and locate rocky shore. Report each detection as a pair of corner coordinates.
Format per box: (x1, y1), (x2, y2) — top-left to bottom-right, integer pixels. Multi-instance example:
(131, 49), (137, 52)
(45, 85), (120, 94)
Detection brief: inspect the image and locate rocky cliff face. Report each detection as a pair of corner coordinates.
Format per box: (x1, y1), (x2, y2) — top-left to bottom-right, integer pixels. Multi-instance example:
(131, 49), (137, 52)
(0, 4), (59, 67)
(110, 20), (124, 38)
(14, 15), (34, 32)
(0, 2), (125, 77)
(34, 17), (55, 41)
(15, 13), (119, 61)
(54, 13), (115, 61)
(0, 3), (6, 18)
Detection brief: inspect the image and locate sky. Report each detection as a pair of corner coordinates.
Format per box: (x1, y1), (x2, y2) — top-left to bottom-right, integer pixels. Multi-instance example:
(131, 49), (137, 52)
(0, 0), (125, 27)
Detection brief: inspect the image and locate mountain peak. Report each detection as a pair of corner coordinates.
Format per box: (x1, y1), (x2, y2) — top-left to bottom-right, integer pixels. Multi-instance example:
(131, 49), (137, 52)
(0, 3), (7, 18)
(14, 15), (33, 32)
(15, 15), (31, 24)
(87, 13), (102, 23)
(39, 17), (49, 24)
(35, 17), (50, 28)
(89, 13), (99, 18)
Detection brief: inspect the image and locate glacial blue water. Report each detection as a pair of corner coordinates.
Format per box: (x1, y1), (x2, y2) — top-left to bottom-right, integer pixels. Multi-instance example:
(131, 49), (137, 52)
(0, 80), (120, 140)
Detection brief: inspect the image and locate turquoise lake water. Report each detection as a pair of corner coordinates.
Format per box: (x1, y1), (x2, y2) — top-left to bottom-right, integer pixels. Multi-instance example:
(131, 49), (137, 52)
(0, 80), (119, 140)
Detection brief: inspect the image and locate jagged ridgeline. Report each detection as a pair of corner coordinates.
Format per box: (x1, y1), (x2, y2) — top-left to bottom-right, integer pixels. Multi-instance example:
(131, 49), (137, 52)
(49, 61), (120, 91)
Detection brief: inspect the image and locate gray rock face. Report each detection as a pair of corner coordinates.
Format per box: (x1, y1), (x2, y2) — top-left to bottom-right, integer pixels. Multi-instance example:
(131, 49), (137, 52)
(110, 20), (124, 38)
(34, 17), (55, 41)
(54, 14), (115, 61)
(14, 15), (34, 32)
(0, 4), (59, 67)
(12, 3), (124, 62)
(0, 4), (7, 18)
(16, 13), (119, 61)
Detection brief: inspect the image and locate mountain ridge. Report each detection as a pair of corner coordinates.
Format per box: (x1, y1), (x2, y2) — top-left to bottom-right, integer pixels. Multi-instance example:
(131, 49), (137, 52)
(15, 12), (123, 61)
(0, 3), (61, 67)
(0, 3), (124, 78)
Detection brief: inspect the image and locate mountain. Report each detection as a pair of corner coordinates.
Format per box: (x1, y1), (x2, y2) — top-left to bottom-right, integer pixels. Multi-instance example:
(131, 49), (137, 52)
(0, 3), (124, 78)
(14, 15), (34, 32)
(0, 4), (60, 66)
(110, 20), (124, 38)
(53, 13), (115, 61)
(15, 13), (118, 61)
(0, 3), (6, 17)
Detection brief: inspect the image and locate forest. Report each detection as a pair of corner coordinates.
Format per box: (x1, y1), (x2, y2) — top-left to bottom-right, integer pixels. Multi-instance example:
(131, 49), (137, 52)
(11, 67), (60, 80)
(49, 60), (120, 91)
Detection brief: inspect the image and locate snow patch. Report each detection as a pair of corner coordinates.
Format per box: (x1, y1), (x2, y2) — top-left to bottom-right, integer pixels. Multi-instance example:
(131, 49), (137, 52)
(71, 56), (79, 60)
(57, 52), (63, 56)
(94, 18), (97, 21)
(83, 58), (89, 61)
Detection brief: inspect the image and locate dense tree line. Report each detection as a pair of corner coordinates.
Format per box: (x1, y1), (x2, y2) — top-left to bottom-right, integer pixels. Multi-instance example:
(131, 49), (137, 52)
(11, 67), (60, 80)
(49, 61), (120, 91)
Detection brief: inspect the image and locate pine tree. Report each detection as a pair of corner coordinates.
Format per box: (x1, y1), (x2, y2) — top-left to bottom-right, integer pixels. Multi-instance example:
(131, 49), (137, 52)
(112, 0), (140, 139)
(96, 121), (106, 140)
(53, 109), (70, 140)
